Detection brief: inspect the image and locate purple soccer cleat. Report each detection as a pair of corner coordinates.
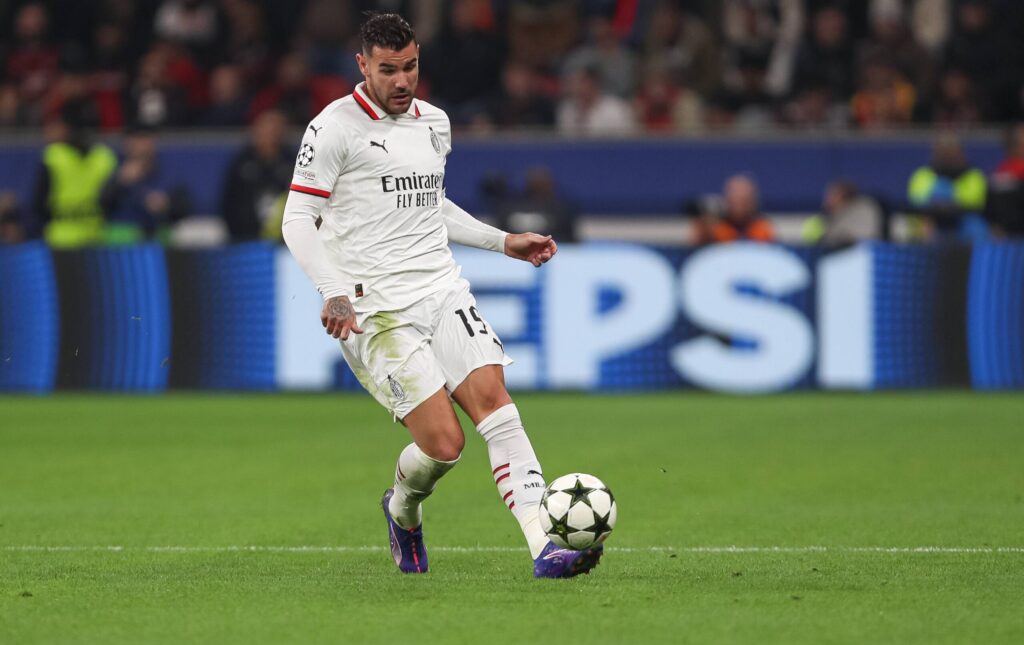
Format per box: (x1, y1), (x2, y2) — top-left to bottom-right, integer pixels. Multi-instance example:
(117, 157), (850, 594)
(381, 489), (428, 573)
(533, 541), (604, 578)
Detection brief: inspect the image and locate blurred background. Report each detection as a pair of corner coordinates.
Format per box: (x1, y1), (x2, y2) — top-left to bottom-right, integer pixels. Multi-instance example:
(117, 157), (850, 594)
(1, 0), (1023, 395)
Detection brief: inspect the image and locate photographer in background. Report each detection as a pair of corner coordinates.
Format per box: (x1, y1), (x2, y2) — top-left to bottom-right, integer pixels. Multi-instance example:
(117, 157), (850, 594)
(692, 174), (775, 245)
(802, 180), (883, 246)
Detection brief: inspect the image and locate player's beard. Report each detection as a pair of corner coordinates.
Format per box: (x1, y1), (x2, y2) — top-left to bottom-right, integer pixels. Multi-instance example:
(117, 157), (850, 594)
(387, 86), (414, 113)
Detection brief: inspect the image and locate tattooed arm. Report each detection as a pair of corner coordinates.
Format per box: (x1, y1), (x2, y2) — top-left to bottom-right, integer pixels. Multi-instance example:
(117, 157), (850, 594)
(282, 188), (363, 340)
(320, 295), (364, 340)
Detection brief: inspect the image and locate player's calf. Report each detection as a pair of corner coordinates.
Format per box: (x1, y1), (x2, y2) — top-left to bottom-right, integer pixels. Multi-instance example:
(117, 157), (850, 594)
(475, 403), (549, 559)
(388, 442), (458, 530)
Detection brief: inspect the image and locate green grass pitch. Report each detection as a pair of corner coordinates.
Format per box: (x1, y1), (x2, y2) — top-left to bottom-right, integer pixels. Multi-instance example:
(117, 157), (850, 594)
(1, 392), (1022, 644)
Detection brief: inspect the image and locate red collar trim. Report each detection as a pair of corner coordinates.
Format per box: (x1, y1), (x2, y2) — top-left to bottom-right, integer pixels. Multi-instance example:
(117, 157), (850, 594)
(353, 86), (381, 121)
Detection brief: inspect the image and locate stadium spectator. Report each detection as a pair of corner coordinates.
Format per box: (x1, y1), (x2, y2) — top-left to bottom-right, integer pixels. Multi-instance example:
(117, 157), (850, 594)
(850, 58), (916, 128)
(641, 1), (720, 98)
(901, 0), (952, 54)
(198, 64), (250, 126)
(493, 166), (578, 243)
(0, 192), (25, 244)
(557, 66), (636, 135)
(1, 2), (1022, 133)
(125, 46), (190, 128)
(780, 81), (849, 129)
(100, 128), (192, 244)
(708, 50), (776, 131)
(563, 14), (637, 98)
(507, 0), (579, 70)
(986, 123), (1024, 237)
(930, 67), (985, 126)
(153, 0), (224, 67)
(424, 0), (502, 124)
(31, 100), (117, 247)
(857, 0), (935, 100)
(220, 0), (273, 84)
(801, 179), (883, 245)
(791, 6), (855, 103)
(3, 2), (60, 126)
(693, 174), (775, 245)
(89, 21), (133, 130)
(943, 0), (1018, 122)
(298, 0), (354, 74)
(248, 52), (316, 126)
(720, 0), (804, 98)
(633, 64), (704, 133)
(485, 61), (556, 129)
(907, 132), (988, 240)
(0, 83), (27, 127)
(221, 110), (293, 241)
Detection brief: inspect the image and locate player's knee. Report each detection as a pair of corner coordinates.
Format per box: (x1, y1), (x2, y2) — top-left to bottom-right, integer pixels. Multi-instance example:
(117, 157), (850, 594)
(428, 440), (463, 463)
(476, 389), (513, 420)
(463, 383), (513, 421)
(423, 430), (464, 462)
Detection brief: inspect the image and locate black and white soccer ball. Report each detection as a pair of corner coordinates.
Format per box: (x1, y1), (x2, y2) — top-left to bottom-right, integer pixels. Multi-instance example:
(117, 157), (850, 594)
(538, 473), (617, 550)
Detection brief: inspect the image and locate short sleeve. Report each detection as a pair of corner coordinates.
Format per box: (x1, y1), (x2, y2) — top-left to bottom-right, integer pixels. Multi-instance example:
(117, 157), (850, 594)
(290, 118), (346, 198)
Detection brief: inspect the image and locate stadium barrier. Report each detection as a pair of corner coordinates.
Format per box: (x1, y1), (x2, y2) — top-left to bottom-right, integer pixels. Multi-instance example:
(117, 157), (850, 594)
(0, 136), (1004, 218)
(2, 241), (1023, 394)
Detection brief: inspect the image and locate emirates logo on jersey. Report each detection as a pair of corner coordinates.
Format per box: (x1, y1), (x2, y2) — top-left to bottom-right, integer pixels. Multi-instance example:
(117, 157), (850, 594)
(381, 171), (443, 209)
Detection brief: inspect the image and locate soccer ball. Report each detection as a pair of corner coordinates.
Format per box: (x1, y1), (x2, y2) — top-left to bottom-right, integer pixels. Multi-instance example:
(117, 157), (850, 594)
(538, 473), (617, 550)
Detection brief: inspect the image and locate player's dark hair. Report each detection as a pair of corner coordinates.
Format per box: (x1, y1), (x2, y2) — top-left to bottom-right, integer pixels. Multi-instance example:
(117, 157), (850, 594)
(360, 12), (416, 55)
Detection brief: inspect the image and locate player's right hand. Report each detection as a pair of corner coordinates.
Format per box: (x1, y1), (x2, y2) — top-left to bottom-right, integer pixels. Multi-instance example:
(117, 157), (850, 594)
(321, 296), (364, 340)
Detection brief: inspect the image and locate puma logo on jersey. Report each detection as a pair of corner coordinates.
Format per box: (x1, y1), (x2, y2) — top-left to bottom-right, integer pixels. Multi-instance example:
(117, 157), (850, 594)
(308, 124), (323, 137)
(370, 139), (388, 154)
(527, 470), (543, 477)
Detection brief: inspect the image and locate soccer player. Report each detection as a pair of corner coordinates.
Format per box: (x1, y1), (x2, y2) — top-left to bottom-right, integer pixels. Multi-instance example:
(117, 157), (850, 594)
(281, 13), (602, 578)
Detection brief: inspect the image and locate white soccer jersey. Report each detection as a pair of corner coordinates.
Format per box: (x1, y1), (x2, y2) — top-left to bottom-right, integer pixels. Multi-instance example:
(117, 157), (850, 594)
(289, 83), (459, 313)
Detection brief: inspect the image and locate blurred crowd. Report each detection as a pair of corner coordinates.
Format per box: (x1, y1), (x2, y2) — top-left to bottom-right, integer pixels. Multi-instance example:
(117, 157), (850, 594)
(3, 0), (1024, 134)
(1, 107), (1022, 247)
(3, 0), (1024, 248)
(687, 125), (1024, 244)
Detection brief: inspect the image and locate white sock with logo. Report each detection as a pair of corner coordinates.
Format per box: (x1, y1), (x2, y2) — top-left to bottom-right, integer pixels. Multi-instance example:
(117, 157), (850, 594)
(388, 443), (459, 530)
(476, 404), (549, 559)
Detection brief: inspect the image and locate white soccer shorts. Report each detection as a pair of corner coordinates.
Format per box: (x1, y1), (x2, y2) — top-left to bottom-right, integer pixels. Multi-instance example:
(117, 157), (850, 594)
(339, 278), (512, 420)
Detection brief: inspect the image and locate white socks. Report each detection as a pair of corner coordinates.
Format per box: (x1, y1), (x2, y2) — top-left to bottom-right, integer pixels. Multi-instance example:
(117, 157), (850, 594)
(386, 405), (548, 560)
(388, 443), (459, 530)
(476, 404), (549, 559)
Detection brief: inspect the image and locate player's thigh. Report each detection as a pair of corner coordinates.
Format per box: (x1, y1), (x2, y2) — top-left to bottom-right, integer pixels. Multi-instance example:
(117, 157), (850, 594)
(340, 319), (446, 422)
(451, 364), (513, 426)
(401, 387), (465, 461)
(431, 281), (512, 401)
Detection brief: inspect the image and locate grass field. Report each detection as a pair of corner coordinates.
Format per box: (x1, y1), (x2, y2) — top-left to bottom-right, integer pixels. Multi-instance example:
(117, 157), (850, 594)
(1, 392), (1023, 644)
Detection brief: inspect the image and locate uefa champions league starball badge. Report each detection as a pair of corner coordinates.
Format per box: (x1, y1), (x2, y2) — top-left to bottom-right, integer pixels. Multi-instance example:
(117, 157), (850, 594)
(297, 144), (315, 167)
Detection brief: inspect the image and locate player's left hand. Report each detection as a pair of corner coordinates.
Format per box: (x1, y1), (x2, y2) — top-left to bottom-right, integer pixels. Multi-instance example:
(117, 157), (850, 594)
(504, 233), (557, 267)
